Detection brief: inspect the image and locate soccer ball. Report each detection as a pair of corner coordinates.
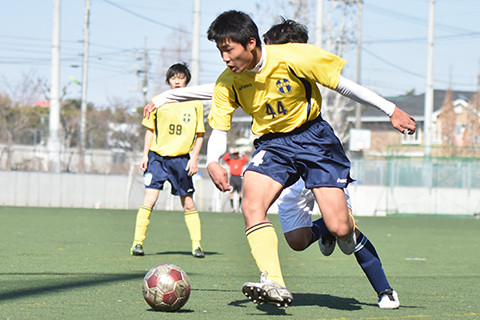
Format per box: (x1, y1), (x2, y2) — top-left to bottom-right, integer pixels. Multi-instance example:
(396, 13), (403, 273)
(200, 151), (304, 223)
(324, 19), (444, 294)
(142, 264), (191, 312)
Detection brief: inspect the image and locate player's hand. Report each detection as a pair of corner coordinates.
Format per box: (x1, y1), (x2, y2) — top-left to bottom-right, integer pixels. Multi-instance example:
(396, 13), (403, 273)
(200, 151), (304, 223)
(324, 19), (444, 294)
(390, 107), (416, 135)
(143, 101), (156, 119)
(207, 162), (232, 192)
(185, 160), (198, 177)
(140, 155), (148, 172)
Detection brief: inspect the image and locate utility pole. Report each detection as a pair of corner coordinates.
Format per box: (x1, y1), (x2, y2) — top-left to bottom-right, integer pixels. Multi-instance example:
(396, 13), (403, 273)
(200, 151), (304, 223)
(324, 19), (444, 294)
(191, 0), (200, 85)
(354, 0), (363, 129)
(79, 0), (90, 173)
(314, 0), (324, 47)
(424, 0), (435, 158)
(477, 59), (480, 91)
(142, 38), (148, 105)
(48, 0), (61, 173)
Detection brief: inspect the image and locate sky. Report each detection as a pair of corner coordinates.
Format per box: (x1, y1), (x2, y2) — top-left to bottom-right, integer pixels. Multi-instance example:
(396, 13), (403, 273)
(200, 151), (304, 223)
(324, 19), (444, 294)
(1, 0), (479, 109)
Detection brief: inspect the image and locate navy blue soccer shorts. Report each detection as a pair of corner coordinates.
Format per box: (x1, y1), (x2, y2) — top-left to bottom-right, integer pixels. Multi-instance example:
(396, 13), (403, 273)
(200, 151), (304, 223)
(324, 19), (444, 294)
(245, 116), (352, 190)
(143, 151), (195, 196)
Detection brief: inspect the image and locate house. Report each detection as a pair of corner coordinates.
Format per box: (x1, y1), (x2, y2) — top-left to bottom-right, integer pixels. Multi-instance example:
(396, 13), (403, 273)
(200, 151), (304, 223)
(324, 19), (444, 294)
(215, 89), (479, 157)
(347, 89), (478, 156)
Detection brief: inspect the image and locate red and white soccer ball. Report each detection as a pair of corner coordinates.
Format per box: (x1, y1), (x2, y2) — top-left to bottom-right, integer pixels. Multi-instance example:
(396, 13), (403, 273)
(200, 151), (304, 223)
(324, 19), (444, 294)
(142, 264), (191, 312)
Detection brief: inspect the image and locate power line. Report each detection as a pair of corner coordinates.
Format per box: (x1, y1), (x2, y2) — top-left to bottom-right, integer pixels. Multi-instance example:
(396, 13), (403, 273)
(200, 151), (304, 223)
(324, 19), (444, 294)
(366, 3), (480, 35)
(102, 0), (191, 35)
(363, 47), (475, 87)
(363, 47), (424, 79)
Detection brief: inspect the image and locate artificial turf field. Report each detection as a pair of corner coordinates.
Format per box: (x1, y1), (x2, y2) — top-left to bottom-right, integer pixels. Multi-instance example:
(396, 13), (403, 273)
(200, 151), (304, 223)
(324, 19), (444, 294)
(1, 206), (479, 320)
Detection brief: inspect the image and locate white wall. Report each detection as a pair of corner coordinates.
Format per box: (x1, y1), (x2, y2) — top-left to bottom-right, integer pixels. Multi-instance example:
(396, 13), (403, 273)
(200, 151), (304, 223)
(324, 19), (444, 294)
(1, 171), (478, 216)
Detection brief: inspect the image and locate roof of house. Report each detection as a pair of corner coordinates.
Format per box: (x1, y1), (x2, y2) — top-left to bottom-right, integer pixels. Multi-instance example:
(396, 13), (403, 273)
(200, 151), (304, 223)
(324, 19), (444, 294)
(228, 89), (478, 123)
(360, 89), (477, 119)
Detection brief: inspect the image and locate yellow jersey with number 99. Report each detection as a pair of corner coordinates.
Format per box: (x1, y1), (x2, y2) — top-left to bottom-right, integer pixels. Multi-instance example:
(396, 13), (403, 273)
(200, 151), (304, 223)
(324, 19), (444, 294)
(208, 43), (346, 135)
(142, 100), (205, 157)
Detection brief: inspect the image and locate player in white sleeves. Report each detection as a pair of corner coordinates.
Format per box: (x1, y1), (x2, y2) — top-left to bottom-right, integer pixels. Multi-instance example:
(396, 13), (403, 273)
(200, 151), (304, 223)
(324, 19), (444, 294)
(264, 20), (399, 308)
(276, 178), (399, 309)
(143, 17), (402, 309)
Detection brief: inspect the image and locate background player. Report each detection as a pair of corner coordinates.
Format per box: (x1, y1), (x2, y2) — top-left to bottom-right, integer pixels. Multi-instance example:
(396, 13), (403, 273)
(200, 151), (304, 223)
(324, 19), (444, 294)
(222, 149), (249, 212)
(131, 63), (205, 258)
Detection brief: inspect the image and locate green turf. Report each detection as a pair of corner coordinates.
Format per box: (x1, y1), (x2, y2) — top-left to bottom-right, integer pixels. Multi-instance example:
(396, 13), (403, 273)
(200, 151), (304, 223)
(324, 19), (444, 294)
(1, 206), (479, 319)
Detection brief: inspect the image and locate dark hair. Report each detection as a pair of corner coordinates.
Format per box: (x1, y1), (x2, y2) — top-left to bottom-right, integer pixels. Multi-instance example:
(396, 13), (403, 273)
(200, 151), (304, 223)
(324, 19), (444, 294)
(165, 63), (191, 84)
(207, 10), (261, 48)
(263, 18), (309, 44)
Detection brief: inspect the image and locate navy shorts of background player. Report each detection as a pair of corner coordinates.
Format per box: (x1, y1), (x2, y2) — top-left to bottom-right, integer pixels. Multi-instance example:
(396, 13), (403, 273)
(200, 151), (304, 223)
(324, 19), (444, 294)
(246, 116), (353, 189)
(143, 151), (195, 196)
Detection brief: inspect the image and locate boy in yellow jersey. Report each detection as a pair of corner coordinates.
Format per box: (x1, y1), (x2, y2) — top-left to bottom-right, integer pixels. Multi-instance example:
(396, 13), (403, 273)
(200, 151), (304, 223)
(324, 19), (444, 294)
(144, 12), (415, 307)
(205, 11), (415, 307)
(131, 63), (205, 258)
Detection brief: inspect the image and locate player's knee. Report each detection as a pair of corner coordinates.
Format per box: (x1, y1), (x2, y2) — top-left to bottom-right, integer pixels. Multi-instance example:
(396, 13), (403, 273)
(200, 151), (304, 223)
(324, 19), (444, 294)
(284, 231), (309, 251)
(240, 197), (255, 214)
(288, 241), (308, 251)
(332, 224), (353, 238)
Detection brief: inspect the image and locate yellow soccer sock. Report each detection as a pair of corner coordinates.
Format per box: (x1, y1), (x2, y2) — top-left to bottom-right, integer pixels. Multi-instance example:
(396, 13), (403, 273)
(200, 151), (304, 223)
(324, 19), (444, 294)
(246, 222), (285, 287)
(133, 205), (152, 244)
(184, 210), (202, 250)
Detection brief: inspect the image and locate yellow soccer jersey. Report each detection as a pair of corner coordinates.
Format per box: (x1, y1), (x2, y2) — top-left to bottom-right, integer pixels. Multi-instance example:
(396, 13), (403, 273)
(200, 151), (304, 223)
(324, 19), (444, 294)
(208, 43), (346, 135)
(142, 100), (205, 157)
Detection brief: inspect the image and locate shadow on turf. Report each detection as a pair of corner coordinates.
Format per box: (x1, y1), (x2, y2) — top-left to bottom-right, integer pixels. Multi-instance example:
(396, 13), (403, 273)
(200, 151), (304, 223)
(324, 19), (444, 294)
(292, 293), (365, 310)
(146, 308), (194, 313)
(152, 250), (220, 256)
(229, 293), (375, 313)
(0, 272), (145, 301)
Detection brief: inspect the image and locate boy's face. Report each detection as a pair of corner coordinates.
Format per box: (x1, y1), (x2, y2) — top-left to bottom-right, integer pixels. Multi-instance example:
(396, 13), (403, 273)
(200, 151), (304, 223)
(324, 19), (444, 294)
(216, 38), (257, 74)
(168, 73), (188, 89)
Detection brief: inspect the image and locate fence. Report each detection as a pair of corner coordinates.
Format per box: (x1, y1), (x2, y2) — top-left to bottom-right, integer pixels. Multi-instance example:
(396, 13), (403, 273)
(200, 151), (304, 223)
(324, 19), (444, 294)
(1, 145), (479, 216)
(350, 157), (480, 215)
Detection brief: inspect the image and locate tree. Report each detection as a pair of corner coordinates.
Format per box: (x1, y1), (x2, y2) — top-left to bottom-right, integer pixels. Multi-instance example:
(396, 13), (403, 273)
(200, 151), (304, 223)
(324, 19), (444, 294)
(153, 27), (192, 95)
(462, 91), (480, 156)
(437, 89), (456, 156)
(0, 72), (45, 170)
(106, 104), (143, 174)
(60, 99), (81, 149)
(86, 107), (111, 149)
(318, 0), (359, 144)
(256, 0), (360, 144)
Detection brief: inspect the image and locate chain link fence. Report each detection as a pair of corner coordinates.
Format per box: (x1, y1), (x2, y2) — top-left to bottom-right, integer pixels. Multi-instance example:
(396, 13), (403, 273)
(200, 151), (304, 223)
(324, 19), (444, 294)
(1, 144), (479, 216)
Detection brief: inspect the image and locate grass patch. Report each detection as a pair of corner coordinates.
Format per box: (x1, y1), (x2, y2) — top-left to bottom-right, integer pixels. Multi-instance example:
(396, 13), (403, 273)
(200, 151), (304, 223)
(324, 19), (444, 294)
(1, 206), (479, 319)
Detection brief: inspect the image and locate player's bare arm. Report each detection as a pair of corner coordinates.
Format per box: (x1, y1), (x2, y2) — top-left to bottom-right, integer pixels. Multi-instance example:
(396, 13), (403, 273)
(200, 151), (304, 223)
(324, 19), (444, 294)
(186, 134), (204, 176)
(140, 129), (154, 171)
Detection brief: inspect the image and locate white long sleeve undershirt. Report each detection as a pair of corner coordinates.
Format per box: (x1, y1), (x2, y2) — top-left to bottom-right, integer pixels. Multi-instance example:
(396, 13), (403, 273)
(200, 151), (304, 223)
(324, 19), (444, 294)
(150, 77), (395, 117)
(206, 129), (227, 166)
(151, 83), (214, 107)
(148, 77), (396, 165)
(334, 76), (396, 116)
